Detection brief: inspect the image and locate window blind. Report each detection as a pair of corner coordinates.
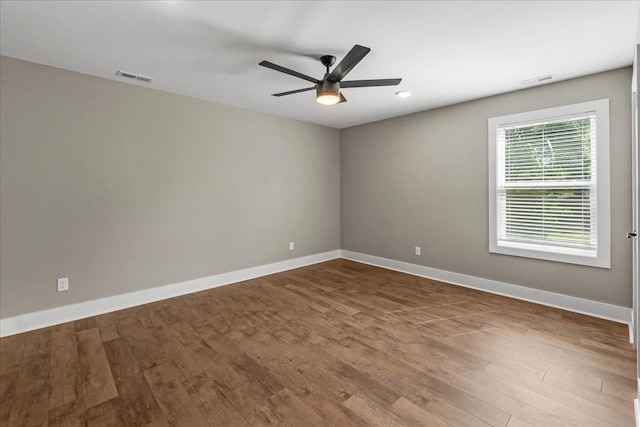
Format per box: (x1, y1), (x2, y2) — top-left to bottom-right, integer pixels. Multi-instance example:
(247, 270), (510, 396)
(496, 113), (597, 256)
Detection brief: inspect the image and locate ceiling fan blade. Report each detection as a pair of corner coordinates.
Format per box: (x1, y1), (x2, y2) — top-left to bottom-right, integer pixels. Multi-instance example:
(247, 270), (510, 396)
(272, 87), (315, 97)
(339, 93), (347, 103)
(259, 60), (318, 84)
(328, 45), (370, 82)
(341, 78), (402, 88)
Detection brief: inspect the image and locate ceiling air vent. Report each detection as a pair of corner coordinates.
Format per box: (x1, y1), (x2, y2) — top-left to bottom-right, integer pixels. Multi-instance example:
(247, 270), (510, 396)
(519, 74), (554, 86)
(116, 70), (154, 83)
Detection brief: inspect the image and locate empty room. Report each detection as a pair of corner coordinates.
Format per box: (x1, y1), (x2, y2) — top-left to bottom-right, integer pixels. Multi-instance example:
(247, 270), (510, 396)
(2, 1), (640, 426)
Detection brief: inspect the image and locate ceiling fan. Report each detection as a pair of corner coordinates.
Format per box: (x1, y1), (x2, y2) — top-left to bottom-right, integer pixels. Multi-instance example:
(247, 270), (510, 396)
(259, 45), (402, 106)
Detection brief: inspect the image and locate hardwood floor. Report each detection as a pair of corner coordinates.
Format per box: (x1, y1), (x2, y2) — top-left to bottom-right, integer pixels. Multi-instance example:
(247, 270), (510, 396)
(1, 259), (636, 426)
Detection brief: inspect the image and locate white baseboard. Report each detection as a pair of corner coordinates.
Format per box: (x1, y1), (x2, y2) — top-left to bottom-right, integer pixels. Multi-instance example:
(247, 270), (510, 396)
(1, 249), (632, 337)
(0, 250), (341, 338)
(340, 250), (632, 325)
(635, 398), (639, 427)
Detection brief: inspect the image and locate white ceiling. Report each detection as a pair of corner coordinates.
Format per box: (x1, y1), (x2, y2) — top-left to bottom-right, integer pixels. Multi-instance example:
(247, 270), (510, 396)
(1, 1), (639, 129)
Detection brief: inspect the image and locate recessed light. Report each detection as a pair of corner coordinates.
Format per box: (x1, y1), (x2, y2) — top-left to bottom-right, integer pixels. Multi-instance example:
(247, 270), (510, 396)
(395, 90), (411, 98)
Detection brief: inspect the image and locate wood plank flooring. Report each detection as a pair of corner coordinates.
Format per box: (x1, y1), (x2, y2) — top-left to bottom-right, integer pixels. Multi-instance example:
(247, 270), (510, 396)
(1, 259), (636, 426)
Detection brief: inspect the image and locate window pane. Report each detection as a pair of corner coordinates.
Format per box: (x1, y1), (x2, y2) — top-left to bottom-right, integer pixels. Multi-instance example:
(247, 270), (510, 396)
(504, 118), (592, 182)
(489, 99), (609, 268)
(499, 187), (593, 250)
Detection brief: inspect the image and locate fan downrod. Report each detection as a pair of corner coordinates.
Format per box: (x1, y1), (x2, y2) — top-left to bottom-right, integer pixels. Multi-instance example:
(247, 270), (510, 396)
(320, 55), (336, 74)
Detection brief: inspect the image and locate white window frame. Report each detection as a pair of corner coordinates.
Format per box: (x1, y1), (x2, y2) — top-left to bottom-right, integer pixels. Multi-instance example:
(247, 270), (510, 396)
(488, 99), (610, 268)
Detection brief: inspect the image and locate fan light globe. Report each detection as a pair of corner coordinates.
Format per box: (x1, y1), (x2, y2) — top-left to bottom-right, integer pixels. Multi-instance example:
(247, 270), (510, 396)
(317, 92), (340, 105)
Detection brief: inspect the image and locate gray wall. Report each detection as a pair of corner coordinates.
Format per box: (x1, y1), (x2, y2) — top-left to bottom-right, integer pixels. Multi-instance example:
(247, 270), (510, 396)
(0, 56), (340, 318)
(341, 68), (633, 307)
(1, 56), (633, 320)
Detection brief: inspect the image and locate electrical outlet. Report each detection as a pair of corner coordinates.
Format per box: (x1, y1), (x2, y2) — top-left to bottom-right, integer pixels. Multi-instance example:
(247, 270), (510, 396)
(57, 277), (69, 292)
(415, 246), (421, 256)
(289, 242), (295, 251)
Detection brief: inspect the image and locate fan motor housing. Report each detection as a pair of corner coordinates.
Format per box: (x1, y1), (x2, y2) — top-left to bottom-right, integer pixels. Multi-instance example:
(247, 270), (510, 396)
(316, 80), (340, 96)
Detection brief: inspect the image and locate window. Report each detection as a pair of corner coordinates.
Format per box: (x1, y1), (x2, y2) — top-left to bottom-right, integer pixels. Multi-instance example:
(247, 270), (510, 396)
(488, 99), (610, 268)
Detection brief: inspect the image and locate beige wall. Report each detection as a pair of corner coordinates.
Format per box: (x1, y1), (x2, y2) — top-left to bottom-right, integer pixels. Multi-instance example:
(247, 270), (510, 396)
(0, 56), (340, 318)
(341, 68), (633, 307)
